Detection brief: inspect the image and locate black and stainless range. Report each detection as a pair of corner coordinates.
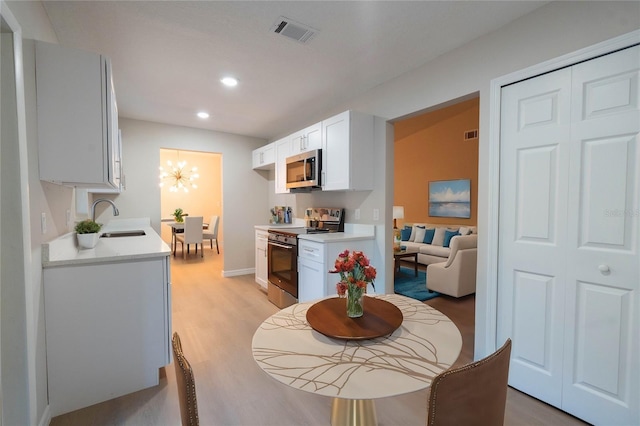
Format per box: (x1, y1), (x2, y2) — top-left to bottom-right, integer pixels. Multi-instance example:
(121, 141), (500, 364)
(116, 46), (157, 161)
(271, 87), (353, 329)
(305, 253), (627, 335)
(267, 228), (301, 309)
(266, 207), (345, 308)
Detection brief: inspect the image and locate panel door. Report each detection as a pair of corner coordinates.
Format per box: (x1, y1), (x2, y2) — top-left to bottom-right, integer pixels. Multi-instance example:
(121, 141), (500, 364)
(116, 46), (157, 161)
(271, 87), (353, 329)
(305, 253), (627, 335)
(562, 45), (639, 426)
(499, 45), (639, 425)
(498, 67), (572, 407)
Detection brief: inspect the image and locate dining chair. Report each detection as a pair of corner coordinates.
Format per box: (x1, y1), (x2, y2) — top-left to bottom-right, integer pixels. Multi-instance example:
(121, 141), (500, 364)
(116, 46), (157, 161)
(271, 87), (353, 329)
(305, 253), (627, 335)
(175, 216), (203, 258)
(202, 215), (219, 254)
(426, 338), (512, 426)
(172, 332), (200, 426)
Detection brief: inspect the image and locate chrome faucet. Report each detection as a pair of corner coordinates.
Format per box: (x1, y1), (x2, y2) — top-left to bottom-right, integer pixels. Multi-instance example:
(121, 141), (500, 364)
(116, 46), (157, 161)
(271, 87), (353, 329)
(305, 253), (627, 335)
(91, 198), (120, 221)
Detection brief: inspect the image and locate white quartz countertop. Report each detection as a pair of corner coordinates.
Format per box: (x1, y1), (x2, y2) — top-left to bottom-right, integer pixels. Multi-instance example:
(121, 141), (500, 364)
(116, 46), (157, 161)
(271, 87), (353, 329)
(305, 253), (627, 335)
(297, 232), (375, 243)
(43, 218), (171, 267)
(254, 224), (305, 231)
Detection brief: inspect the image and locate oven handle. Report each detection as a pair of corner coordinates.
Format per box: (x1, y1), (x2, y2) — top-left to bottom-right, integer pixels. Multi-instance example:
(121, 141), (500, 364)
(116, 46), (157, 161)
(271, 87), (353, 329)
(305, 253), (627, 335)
(268, 241), (295, 250)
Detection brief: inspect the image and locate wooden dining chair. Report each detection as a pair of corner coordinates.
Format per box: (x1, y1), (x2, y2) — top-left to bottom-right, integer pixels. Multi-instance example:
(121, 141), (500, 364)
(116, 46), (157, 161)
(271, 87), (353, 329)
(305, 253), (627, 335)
(175, 216), (203, 258)
(202, 215), (219, 254)
(172, 332), (200, 426)
(426, 338), (512, 426)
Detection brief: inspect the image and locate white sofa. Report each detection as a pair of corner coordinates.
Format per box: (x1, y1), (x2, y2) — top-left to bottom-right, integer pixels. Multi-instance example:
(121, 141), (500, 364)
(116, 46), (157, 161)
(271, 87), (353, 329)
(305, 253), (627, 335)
(399, 224), (477, 265)
(398, 223), (477, 297)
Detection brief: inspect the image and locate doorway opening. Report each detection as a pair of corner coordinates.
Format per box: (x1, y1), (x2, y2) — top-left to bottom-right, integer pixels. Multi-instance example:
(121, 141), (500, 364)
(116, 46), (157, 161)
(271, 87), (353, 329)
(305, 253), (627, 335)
(159, 148), (223, 254)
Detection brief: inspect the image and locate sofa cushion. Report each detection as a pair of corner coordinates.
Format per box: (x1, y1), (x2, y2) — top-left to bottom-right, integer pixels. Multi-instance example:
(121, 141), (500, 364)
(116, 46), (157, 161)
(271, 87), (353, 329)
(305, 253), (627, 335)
(458, 226), (471, 236)
(443, 230), (460, 248)
(419, 245), (451, 258)
(400, 226), (412, 241)
(432, 227), (446, 246)
(423, 228), (435, 244)
(414, 227), (427, 243)
(411, 225), (426, 242)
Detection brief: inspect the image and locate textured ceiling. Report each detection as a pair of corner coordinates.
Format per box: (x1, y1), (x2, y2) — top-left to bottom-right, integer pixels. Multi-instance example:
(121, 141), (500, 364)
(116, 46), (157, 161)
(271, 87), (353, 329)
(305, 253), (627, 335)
(41, 1), (547, 140)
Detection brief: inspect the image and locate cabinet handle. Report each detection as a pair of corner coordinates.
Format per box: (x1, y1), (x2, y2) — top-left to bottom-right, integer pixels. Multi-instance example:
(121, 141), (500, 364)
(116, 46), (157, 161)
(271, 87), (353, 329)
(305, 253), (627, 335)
(598, 264), (610, 274)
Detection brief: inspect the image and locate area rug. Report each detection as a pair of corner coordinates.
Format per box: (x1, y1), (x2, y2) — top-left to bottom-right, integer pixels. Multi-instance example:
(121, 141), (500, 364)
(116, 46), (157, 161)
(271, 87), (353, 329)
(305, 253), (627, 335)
(394, 266), (440, 302)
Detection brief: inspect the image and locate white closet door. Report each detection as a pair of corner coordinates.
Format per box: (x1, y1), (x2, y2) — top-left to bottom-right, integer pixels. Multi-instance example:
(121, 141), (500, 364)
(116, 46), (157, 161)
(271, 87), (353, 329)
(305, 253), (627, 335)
(499, 45), (639, 425)
(498, 67), (572, 407)
(562, 45), (639, 426)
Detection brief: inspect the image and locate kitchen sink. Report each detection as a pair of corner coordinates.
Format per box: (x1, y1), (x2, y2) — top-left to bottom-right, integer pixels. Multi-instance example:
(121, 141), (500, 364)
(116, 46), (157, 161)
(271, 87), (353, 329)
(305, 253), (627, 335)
(100, 230), (146, 238)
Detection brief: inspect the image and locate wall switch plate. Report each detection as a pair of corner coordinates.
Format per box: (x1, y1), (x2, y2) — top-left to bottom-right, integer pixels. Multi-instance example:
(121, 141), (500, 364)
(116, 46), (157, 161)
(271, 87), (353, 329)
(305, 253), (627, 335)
(41, 212), (47, 234)
(373, 208), (379, 221)
(355, 209), (360, 220)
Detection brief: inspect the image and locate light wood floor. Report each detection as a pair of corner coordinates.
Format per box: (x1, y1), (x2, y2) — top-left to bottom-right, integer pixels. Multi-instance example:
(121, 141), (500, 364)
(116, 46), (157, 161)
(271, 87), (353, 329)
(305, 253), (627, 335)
(50, 251), (587, 426)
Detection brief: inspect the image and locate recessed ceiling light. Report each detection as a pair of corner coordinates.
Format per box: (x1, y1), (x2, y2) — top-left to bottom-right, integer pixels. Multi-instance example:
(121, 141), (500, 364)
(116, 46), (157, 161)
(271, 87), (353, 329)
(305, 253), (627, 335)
(221, 77), (238, 87)
(197, 112), (209, 119)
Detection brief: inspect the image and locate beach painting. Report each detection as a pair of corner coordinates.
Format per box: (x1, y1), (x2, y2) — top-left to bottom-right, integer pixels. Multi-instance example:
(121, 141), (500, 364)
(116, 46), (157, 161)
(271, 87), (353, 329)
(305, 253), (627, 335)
(429, 179), (471, 218)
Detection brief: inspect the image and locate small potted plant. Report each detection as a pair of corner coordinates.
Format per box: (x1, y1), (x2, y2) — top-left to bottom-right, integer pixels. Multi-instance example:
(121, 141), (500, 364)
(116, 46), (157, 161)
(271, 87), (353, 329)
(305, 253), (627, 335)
(75, 219), (102, 249)
(173, 208), (185, 223)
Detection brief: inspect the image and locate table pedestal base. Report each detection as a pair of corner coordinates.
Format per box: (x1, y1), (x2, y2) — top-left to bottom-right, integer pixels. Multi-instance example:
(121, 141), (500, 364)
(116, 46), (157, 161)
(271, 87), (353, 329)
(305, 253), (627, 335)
(331, 398), (377, 426)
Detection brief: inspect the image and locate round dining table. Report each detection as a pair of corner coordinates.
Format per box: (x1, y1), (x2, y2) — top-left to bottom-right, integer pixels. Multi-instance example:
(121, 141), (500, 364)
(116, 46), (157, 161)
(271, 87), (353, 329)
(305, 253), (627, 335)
(251, 294), (462, 426)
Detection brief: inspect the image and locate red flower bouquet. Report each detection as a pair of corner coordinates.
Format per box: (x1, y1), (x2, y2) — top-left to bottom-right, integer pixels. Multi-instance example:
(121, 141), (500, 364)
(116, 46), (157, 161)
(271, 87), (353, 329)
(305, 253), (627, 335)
(330, 250), (376, 317)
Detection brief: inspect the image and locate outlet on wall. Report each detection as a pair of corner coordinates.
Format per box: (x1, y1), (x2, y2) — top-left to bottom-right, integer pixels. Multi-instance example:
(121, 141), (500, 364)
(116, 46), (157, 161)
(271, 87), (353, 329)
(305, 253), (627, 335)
(373, 208), (379, 221)
(66, 209), (71, 230)
(355, 209), (360, 220)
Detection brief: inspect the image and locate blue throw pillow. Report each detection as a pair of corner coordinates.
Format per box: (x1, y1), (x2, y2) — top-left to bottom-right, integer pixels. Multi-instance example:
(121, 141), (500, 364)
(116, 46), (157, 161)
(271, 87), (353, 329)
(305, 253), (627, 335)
(400, 226), (412, 241)
(443, 230), (460, 248)
(423, 228), (435, 244)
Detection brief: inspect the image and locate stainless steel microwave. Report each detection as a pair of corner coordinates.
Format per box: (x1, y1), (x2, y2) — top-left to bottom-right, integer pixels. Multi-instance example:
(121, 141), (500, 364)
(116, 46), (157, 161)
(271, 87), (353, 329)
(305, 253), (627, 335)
(286, 149), (322, 191)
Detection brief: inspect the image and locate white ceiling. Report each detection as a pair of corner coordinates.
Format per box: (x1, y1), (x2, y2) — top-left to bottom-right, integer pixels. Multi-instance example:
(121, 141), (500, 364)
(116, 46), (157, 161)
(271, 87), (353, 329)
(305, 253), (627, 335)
(41, 1), (548, 140)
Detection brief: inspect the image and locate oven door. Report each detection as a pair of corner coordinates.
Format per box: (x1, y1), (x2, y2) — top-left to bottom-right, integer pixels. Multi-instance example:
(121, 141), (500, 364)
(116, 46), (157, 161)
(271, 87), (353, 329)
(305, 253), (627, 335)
(267, 240), (298, 298)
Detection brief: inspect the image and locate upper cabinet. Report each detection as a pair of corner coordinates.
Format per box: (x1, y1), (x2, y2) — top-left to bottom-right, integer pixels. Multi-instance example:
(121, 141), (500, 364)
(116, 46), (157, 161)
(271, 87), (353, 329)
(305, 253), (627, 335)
(322, 110), (374, 191)
(36, 41), (120, 189)
(289, 122), (322, 156)
(252, 142), (275, 170)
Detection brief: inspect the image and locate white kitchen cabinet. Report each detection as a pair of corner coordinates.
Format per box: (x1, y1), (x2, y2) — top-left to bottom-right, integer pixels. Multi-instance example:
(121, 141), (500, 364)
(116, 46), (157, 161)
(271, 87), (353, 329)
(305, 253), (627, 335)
(252, 142), (276, 170)
(89, 129), (125, 193)
(36, 41), (120, 189)
(43, 256), (171, 416)
(255, 229), (269, 289)
(297, 237), (374, 302)
(289, 122), (322, 156)
(321, 110), (374, 191)
(274, 137), (290, 194)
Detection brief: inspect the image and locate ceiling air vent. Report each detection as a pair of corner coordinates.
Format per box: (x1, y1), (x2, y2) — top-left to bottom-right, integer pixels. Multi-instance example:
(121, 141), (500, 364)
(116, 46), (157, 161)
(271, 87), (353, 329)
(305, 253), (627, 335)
(271, 16), (317, 44)
(464, 129), (478, 140)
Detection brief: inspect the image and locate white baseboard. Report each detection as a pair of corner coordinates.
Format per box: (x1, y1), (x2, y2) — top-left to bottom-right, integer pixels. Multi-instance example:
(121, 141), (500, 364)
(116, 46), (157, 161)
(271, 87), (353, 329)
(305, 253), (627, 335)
(222, 268), (254, 277)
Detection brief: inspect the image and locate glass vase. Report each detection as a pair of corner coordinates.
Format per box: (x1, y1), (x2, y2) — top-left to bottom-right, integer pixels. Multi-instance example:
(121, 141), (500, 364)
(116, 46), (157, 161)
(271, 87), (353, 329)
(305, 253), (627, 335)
(346, 288), (364, 318)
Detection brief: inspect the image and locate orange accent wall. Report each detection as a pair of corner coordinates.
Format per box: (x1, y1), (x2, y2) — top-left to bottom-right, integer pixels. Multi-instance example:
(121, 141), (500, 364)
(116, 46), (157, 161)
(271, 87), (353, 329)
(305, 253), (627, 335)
(394, 97), (479, 227)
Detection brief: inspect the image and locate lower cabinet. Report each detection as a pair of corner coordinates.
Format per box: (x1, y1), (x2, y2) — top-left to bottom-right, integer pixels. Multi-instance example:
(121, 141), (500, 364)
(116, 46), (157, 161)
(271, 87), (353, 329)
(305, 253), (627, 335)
(297, 237), (374, 302)
(255, 229), (268, 289)
(43, 256), (171, 416)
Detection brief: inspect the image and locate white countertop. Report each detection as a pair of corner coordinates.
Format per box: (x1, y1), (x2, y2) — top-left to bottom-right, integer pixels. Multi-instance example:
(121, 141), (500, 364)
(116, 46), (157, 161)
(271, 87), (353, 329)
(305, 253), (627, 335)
(255, 223), (375, 242)
(43, 218), (171, 267)
(297, 232), (375, 243)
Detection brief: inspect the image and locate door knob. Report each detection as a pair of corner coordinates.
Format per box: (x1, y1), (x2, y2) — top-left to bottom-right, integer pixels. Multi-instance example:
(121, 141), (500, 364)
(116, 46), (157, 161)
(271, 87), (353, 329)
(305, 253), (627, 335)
(598, 264), (610, 274)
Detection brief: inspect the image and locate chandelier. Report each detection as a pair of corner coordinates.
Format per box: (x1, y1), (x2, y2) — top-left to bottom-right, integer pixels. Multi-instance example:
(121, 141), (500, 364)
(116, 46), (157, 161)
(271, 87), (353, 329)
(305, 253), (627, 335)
(159, 159), (199, 193)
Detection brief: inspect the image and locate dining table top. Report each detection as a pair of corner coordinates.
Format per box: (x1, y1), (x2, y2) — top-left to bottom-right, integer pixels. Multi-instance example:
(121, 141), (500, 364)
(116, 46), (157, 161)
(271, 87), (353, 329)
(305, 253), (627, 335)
(251, 293), (462, 400)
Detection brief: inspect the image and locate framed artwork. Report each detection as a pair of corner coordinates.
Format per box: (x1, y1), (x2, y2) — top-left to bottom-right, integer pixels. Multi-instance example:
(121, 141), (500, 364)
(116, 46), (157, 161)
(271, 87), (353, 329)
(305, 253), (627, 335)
(429, 179), (471, 218)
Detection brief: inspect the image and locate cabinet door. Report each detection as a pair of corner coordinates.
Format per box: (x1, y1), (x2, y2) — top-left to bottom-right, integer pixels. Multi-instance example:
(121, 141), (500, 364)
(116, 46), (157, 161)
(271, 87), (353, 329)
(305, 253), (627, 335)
(252, 142), (275, 170)
(44, 258), (169, 416)
(291, 122), (322, 155)
(322, 111), (351, 190)
(298, 257), (325, 303)
(321, 111), (373, 191)
(36, 41), (118, 189)
(255, 230), (268, 288)
(274, 137), (290, 193)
